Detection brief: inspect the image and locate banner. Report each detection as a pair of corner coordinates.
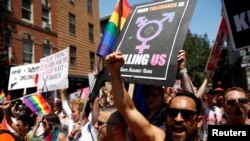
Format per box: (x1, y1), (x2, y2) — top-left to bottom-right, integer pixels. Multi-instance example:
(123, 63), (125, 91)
(222, 0), (250, 50)
(115, 0), (197, 86)
(8, 63), (40, 90)
(38, 48), (69, 92)
(205, 17), (228, 72)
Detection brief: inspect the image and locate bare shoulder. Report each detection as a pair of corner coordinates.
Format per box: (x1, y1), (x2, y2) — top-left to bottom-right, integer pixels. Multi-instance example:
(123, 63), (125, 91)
(57, 132), (66, 141)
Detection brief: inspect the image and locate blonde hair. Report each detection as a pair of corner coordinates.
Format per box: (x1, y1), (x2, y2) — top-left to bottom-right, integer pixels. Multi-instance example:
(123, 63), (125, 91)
(70, 98), (86, 112)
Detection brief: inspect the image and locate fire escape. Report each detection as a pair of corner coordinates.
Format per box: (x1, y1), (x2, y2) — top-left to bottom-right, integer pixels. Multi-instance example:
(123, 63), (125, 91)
(0, 0), (17, 90)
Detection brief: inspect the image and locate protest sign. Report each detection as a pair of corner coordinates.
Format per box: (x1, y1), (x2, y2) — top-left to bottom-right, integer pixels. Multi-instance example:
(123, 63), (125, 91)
(115, 0), (197, 86)
(205, 17), (228, 72)
(222, 0), (250, 50)
(8, 63), (40, 90)
(68, 90), (82, 102)
(38, 48), (69, 92)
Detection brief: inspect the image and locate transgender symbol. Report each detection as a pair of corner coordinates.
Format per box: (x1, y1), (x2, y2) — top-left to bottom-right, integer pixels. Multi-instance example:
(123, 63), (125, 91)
(135, 12), (175, 53)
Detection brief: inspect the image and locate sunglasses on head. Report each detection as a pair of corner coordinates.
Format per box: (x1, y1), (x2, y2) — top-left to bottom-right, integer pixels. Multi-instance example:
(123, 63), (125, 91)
(226, 98), (248, 106)
(167, 108), (197, 120)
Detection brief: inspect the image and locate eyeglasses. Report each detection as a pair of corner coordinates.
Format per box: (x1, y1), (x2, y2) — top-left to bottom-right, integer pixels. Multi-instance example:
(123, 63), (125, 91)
(167, 108), (197, 120)
(97, 120), (117, 127)
(226, 98), (248, 106)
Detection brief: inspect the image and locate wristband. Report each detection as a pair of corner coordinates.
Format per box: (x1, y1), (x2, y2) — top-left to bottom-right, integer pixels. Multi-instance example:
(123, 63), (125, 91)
(179, 68), (187, 74)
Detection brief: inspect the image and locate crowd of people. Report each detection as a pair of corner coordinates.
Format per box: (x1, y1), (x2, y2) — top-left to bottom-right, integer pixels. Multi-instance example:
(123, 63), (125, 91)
(0, 49), (250, 141)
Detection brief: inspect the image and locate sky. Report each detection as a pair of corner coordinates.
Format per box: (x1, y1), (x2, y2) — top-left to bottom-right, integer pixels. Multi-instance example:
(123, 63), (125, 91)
(99, 0), (222, 43)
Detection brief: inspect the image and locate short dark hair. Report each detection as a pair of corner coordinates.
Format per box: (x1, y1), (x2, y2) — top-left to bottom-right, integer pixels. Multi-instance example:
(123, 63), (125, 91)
(223, 86), (246, 99)
(17, 114), (35, 129)
(145, 85), (164, 96)
(109, 111), (127, 130)
(169, 91), (202, 115)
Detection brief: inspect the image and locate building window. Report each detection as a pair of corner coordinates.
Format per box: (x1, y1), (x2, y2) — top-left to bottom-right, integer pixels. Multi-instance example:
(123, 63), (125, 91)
(42, 6), (51, 29)
(70, 46), (77, 66)
(69, 14), (75, 34)
(22, 0), (32, 21)
(88, 23), (94, 42)
(87, 0), (92, 15)
(90, 52), (95, 70)
(69, 0), (75, 4)
(4, 29), (12, 48)
(43, 44), (51, 57)
(23, 40), (33, 64)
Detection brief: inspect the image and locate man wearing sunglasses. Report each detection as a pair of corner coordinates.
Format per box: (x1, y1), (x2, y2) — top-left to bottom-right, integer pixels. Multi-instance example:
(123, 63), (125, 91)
(105, 51), (202, 141)
(223, 86), (249, 125)
(94, 107), (129, 141)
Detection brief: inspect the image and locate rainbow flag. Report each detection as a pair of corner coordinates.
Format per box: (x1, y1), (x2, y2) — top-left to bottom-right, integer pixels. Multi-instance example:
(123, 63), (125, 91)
(21, 93), (51, 117)
(0, 90), (6, 104)
(97, 0), (132, 58)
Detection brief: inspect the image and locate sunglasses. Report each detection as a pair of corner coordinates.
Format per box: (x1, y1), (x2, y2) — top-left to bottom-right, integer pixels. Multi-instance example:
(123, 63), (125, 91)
(167, 108), (197, 120)
(226, 98), (248, 106)
(97, 120), (117, 127)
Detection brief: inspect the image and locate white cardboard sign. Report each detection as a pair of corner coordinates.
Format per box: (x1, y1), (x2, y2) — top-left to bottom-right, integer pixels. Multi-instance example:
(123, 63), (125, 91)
(8, 63), (40, 90)
(38, 48), (69, 92)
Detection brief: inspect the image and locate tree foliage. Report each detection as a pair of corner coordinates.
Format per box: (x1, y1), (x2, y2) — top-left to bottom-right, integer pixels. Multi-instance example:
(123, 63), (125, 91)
(183, 30), (211, 87)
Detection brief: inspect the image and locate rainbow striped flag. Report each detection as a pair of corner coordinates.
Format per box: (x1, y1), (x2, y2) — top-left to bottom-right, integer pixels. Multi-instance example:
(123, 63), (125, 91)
(97, 0), (132, 58)
(21, 93), (51, 117)
(0, 90), (6, 104)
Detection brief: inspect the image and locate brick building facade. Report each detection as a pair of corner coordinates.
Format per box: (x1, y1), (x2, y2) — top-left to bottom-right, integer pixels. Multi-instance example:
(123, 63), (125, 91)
(0, 0), (100, 94)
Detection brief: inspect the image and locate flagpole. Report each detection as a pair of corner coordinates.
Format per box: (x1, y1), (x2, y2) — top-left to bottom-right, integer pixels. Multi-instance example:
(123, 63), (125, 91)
(117, 0), (122, 35)
(8, 92), (38, 103)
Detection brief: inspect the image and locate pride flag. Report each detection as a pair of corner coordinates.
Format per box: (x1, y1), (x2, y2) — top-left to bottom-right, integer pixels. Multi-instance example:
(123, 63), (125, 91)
(0, 90), (6, 104)
(21, 93), (51, 117)
(97, 0), (132, 58)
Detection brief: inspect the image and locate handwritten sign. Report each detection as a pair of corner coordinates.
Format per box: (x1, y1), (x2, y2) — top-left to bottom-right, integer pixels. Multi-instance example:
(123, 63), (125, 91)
(8, 63), (40, 90)
(38, 48), (69, 92)
(115, 0), (197, 86)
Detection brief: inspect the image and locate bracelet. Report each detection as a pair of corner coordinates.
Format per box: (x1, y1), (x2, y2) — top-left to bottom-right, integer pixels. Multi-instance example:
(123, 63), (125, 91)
(179, 68), (187, 74)
(68, 131), (76, 140)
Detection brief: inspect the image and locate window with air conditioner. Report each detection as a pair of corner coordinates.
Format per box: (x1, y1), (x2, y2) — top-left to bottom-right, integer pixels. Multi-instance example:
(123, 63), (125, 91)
(42, 6), (51, 29)
(22, 0), (33, 22)
(23, 40), (33, 64)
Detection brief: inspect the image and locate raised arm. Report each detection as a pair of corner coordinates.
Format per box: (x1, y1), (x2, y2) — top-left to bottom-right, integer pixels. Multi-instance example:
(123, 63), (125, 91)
(105, 51), (164, 141)
(59, 88), (72, 118)
(196, 71), (212, 98)
(177, 50), (196, 94)
(2, 101), (19, 132)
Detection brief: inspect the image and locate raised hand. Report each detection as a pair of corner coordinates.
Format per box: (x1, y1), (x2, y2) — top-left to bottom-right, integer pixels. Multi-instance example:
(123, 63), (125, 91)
(177, 49), (186, 71)
(105, 51), (125, 75)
